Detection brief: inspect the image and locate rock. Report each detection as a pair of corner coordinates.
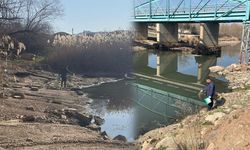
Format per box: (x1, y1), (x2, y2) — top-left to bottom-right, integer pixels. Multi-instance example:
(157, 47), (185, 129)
(217, 71), (223, 76)
(30, 87), (39, 91)
(61, 115), (67, 120)
(3, 83), (9, 88)
(22, 115), (36, 122)
(231, 86), (238, 90)
(12, 92), (25, 99)
(141, 139), (153, 150)
(113, 135), (127, 142)
(206, 143), (215, 150)
(51, 100), (62, 105)
(25, 106), (35, 111)
(0, 92), (8, 99)
(222, 69), (230, 75)
(155, 136), (176, 149)
(94, 116), (105, 126)
(45, 109), (62, 118)
(75, 90), (84, 96)
(234, 67), (241, 71)
(101, 131), (109, 140)
(226, 64), (237, 72)
(209, 66), (225, 73)
(64, 110), (92, 126)
(205, 112), (226, 123)
(70, 87), (82, 91)
(240, 84), (246, 89)
(14, 72), (31, 78)
(26, 138), (33, 142)
(87, 124), (101, 131)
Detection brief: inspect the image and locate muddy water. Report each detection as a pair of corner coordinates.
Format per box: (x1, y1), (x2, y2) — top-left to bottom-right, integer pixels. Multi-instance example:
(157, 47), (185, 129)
(84, 44), (240, 141)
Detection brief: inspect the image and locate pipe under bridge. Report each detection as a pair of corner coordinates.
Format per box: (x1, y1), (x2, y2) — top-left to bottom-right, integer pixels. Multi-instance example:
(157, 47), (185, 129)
(133, 0), (250, 61)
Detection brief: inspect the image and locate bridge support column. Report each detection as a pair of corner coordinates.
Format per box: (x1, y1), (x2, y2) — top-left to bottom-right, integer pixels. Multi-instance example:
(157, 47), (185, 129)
(197, 64), (203, 84)
(156, 55), (160, 76)
(156, 23), (178, 45)
(134, 23), (148, 40)
(200, 23), (219, 47)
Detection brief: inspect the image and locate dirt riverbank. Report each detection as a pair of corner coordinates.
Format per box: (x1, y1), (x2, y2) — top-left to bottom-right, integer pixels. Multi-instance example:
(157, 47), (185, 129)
(137, 64), (250, 150)
(133, 36), (240, 53)
(0, 60), (134, 150)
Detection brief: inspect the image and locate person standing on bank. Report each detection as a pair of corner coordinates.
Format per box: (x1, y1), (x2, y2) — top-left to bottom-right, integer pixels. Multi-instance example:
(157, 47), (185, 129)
(201, 79), (216, 110)
(60, 67), (67, 88)
(60, 65), (74, 89)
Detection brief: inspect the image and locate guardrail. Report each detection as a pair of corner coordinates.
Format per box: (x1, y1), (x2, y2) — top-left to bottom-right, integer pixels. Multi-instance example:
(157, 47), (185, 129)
(133, 0), (250, 22)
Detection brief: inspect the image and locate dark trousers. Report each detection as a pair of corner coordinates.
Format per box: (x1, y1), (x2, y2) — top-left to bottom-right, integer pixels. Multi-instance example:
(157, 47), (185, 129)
(207, 98), (214, 110)
(61, 79), (66, 88)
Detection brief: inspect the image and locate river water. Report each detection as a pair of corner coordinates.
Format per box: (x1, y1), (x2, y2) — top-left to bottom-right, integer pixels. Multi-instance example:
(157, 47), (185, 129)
(84, 44), (240, 142)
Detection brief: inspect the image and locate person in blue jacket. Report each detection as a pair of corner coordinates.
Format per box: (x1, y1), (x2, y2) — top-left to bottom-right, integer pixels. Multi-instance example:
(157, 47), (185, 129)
(202, 79), (216, 110)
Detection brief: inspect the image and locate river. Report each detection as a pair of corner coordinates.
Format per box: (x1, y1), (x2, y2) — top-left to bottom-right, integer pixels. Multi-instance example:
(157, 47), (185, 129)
(84, 43), (240, 142)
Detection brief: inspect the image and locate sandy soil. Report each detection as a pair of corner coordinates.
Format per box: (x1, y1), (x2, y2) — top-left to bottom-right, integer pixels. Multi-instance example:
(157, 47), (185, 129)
(0, 122), (133, 150)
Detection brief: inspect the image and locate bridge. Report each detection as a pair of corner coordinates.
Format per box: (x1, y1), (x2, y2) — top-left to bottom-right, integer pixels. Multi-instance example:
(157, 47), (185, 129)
(133, 0), (250, 22)
(133, 0), (250, 63)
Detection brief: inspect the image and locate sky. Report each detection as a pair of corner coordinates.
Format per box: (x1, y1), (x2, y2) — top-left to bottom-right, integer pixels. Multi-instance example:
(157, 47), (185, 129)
(54, 0), (132, 34)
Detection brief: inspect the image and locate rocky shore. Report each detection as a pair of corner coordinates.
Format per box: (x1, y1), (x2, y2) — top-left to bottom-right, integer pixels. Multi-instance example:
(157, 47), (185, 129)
(137, 64), (250, 150)
(0, 60), (134, 150)
(133, 36), (240, 53)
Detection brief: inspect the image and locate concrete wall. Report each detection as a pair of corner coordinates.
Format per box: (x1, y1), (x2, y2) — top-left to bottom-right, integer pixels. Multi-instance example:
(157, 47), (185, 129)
(134, 23), (148, 40)
(200, 23), (219, 47)
(156, 23), (178, 45)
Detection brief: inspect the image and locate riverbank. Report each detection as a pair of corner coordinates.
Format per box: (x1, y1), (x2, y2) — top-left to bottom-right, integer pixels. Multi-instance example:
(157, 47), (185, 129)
(136, 64), (250, 150)
(133, 36), (240, 53)
(0, 60), (134, 149)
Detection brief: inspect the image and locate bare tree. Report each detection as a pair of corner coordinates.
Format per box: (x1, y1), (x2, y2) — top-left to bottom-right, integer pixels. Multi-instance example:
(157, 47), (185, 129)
(0, 0), (62, 34)
(0, 0), (63, 54)
(23, 0), (62, 32)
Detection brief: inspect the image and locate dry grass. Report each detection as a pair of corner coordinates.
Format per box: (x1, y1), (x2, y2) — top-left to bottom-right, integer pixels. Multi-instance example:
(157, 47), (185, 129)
(220, 23), (242, 39)
(46, 31), (133, 77)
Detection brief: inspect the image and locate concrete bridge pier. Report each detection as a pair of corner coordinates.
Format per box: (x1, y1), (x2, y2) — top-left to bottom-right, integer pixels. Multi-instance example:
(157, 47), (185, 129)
(195, 56), (217, 83)
(200, 23), (219, 47)
(134, 23), (148, 40)
(156, 55), (160, 76)
(156, 23), (178, 45)
(156, 53), (178, 76)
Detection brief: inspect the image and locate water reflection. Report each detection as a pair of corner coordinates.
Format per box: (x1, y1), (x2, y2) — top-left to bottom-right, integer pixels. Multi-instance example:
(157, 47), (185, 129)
(84, 44), (240, 141)
(133, 50), (230, 93)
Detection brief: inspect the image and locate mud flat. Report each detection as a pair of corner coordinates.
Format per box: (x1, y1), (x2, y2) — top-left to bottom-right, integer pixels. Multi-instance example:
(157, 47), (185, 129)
(0, 60), (134, 150)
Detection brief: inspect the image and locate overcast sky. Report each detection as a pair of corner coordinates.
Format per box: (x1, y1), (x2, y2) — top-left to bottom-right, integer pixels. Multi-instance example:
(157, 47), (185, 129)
(54, 0), (132, 33)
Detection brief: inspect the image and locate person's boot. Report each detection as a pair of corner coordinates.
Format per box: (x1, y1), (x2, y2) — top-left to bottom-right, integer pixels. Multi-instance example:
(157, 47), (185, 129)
(212, 100), (217, 109)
